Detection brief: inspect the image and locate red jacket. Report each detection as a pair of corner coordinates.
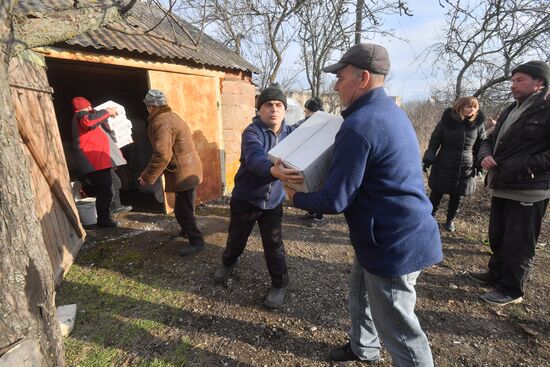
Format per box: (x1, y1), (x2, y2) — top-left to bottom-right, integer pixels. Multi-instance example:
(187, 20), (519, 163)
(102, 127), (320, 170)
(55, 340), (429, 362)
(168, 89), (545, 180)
(72, 109), (126, 174)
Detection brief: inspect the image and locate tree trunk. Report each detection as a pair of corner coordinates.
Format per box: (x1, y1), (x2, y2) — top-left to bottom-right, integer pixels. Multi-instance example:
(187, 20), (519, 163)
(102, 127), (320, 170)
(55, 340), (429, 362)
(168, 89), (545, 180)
(355, 0), (364, 44)
(0, 10), (64, 367)
(0, 12), (64, 367)
(0, 1), (137, 364)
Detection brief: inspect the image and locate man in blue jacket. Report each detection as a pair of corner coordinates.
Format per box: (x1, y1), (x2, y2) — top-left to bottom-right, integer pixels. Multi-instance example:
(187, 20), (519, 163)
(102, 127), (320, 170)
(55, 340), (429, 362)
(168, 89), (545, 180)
(286, 43), (443, 365)
(214, 85), (303, 309)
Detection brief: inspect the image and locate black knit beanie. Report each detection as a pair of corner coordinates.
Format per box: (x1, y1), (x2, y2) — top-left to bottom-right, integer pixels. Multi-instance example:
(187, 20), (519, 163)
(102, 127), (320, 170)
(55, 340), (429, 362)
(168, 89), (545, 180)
(256, 86), (287, 110)
(512, 61), (550, 86)
(304, 97), (324, 112)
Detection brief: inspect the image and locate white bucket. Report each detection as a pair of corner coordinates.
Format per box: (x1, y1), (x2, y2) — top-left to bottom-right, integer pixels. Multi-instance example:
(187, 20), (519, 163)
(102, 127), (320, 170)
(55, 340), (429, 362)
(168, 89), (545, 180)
(76, 197), (97, 225)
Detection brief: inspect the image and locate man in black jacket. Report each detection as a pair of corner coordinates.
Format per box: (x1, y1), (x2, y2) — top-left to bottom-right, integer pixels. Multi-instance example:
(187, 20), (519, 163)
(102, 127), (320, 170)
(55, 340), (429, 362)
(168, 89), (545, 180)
(471, 61), (550, 306)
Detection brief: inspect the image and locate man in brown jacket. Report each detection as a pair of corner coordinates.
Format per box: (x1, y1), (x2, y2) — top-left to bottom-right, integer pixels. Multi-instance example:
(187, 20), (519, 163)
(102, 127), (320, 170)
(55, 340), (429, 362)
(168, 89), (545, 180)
(139, 89), (205, 256)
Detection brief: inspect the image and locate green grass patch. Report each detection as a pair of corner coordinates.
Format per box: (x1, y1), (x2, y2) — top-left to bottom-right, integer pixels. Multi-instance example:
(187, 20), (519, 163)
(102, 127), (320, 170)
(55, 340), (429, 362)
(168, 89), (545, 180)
(58, 262), (192, 367)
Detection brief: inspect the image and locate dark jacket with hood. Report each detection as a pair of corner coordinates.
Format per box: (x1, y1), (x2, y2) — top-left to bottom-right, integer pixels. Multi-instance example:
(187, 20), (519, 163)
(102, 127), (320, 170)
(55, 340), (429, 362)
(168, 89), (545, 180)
(478, 89), (550, 191)
(423, 108), (485, 196)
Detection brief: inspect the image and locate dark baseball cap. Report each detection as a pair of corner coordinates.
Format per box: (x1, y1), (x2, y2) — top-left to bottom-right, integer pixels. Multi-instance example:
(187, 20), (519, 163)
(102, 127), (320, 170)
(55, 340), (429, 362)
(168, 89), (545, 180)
(323, 43), (390, 75)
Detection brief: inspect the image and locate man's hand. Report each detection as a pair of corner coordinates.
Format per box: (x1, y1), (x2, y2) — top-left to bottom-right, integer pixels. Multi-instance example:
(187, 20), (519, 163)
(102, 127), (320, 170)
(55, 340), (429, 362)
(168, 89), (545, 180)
(284, 184), (297, 202)
(105, 107), (118, 117)
(270, 159), (304, 184)
(138, 176), (146, 186)
(481, 155), (497, 170)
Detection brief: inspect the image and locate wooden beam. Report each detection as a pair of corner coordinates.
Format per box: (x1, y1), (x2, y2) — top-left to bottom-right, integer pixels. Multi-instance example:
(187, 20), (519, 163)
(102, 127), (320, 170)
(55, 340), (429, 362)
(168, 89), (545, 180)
(36, 47), (225, 78)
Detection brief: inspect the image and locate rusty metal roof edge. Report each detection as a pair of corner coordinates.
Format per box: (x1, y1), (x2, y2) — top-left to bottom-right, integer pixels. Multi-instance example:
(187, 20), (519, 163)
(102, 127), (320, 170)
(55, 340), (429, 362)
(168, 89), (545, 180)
(16, 0), (260, 73)
(49, 42), (258, 75)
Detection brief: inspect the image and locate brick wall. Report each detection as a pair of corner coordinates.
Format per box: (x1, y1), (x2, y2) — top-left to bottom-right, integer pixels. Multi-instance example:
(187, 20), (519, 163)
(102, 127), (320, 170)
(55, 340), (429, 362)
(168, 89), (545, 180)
(221, 76), (256, 194)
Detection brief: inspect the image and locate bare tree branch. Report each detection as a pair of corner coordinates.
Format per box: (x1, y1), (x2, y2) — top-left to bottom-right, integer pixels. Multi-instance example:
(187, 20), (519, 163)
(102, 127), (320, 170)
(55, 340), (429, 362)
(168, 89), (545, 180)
(426, 0), (550, 104)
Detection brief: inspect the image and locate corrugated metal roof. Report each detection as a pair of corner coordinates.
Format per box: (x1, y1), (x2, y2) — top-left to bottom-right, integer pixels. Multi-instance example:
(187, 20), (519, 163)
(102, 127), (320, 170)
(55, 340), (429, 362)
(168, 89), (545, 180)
(16, 0), (258, 73)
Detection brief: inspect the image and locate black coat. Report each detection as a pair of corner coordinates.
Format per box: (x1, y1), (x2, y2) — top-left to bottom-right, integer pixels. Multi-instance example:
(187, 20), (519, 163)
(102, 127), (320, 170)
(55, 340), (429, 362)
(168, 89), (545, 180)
(478, 89), (550, 190)
(423, 108), (485, 196)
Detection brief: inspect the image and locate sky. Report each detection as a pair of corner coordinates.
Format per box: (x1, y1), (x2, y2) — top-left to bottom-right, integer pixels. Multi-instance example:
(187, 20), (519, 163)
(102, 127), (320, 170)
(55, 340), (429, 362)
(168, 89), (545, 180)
(275, 1), (449, 102)
(175, 0), (450, 102)
(371, 1), (448, 101)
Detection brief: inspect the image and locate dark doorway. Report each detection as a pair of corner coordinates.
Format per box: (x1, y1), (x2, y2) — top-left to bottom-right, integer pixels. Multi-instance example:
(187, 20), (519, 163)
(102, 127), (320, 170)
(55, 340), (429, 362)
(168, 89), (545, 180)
(46, 58), (162, 213)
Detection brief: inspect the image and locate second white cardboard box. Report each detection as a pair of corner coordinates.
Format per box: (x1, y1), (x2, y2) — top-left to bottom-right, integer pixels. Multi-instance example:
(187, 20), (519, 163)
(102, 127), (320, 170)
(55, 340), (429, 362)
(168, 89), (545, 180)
(268, 111), (344, 192)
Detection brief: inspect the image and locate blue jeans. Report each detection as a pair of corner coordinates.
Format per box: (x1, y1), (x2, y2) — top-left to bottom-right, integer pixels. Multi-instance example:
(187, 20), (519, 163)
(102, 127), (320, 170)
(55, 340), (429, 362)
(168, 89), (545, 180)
(348, 258), (434, 367)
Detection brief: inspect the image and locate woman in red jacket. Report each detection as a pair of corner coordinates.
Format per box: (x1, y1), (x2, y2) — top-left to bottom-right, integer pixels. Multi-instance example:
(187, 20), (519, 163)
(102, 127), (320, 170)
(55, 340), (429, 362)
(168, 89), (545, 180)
(71, 97), (126, 227)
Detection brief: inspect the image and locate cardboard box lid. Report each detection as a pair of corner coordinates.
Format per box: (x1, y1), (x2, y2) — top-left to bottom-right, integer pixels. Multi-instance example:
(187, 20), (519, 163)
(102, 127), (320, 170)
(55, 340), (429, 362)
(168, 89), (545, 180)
(285, 118), (343, 169)
(268, 112), (343, 170)
(95, 100), (126, 115)
(95, 101), (133, 130)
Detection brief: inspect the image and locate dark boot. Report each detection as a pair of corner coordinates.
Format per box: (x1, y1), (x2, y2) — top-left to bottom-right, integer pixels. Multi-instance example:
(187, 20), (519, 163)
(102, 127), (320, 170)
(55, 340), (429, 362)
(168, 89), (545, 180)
(97, 218), (118, 228)
(444, 220), (455, 232)
(214, 259), (239, 283)
(264, 286), (287, 309)
(178, 242), (204, 256)
(328, 342), (380, 364)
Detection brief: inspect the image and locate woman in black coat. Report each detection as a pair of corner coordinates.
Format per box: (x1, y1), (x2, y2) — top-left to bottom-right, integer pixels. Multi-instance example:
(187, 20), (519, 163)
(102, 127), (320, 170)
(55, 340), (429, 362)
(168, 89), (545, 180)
(422, 96), (485, 232)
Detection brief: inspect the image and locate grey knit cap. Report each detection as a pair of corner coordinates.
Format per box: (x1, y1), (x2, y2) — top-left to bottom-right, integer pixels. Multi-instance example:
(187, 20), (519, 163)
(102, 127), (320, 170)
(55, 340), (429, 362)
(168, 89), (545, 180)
(143, 89), (167, 106)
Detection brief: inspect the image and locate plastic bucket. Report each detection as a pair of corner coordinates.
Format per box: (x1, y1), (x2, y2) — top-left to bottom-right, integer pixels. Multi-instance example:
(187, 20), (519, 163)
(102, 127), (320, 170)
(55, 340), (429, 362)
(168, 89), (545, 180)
(76, 197), (97, 225)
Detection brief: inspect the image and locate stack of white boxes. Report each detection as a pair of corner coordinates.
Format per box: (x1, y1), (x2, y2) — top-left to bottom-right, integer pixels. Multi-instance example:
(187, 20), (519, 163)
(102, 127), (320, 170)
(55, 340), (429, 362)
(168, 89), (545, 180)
(268, 111), (344, 193)
(94, 101), (134, 148)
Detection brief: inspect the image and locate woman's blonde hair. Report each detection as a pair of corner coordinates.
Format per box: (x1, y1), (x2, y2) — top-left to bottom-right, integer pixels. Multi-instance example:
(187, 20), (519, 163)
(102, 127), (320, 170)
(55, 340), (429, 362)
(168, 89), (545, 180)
(453, 96), (479, 120)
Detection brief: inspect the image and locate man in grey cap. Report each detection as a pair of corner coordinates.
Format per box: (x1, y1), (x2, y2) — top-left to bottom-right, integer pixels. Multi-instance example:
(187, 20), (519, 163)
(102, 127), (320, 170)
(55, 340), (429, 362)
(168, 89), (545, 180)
(471, 60), (550, 306)
(285, 43), (441, 365)
(139, 89), (205, 256)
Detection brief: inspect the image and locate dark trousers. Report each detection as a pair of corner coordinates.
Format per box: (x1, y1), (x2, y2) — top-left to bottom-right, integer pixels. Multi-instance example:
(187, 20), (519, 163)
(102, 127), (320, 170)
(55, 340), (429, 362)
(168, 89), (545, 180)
(110, 169), (122, 211)
(222, 197), (288, 288)
(488, 197), (548, 297)
(86, 168), (113, 223)
(429, 190), (464, 222)
(174, 188), (204, 246)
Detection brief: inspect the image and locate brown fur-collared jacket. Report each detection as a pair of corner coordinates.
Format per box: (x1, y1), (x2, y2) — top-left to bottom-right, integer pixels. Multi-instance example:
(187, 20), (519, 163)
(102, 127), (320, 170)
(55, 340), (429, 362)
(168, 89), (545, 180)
(141, 106), (203, 192)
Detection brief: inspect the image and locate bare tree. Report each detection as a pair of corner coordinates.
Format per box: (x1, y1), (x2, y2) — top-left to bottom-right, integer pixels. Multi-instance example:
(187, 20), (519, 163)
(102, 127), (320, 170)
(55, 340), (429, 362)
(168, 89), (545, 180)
(244, 0), (306, 87)
(174, 0), (253, 55)
(180, 0), (305, 89)
(296, 0), (349, 97)
(297, 0), (413, 98)
(355, 0), (412, 44)
(427, 0), (550, 103)
(0, 1), (136, 365)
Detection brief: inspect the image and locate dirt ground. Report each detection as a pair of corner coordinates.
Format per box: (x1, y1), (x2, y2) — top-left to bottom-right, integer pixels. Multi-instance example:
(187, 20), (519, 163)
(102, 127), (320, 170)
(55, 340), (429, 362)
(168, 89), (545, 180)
(59, 186), (550, 366)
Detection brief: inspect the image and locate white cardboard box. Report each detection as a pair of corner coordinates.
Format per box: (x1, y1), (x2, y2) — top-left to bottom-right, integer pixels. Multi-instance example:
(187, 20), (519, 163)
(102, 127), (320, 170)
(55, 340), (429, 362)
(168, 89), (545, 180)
(94, 101), (134, 148)
(268, 111), (344, 192)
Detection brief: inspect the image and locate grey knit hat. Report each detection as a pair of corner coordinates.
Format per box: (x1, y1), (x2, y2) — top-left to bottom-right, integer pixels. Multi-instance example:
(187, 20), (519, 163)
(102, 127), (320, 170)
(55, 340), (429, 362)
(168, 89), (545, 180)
(143, 89), (167, 106)
(512, 61), (550, 86)
(256, 86), (287, 110)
